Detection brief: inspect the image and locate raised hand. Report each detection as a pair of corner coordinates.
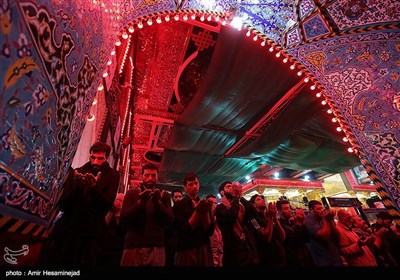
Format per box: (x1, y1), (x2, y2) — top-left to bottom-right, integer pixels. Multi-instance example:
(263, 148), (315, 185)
(161, 191), (172, 207)
(73, 170), (99, 188)
(131, 187), (141, 197)
(195, 199), (208, 215)
(206, 199), (214, 212)
(324, 209), (336, 220)
(374, 226), (387, 237)
(232, 182), (243, 198)
(266, 202), (277, 219)
(294, 208), (306, 225)
(139, 189), (153, 202)
(152, 189), (161, 204)
(269, 201), (277, 212)
(95, 172), (101, 181)
(73, 170), (85, 183)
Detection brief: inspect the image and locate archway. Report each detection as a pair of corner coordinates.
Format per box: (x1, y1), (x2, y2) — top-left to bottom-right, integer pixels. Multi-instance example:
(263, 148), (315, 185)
(0, 0), (398, 237)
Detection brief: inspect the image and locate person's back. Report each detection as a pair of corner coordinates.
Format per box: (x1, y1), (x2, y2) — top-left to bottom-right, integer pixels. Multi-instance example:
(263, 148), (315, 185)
(165, 189), (183, 267)
(97, 193), (126, 266)
(206, 194), (223, 267)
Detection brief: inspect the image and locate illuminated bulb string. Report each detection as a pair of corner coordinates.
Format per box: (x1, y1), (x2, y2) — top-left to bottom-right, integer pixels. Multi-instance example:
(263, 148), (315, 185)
(87, 113), (95, 122)
(119, 35), (131, 74)
(120, 59), (134, 140)
(110, 11), (356, 156)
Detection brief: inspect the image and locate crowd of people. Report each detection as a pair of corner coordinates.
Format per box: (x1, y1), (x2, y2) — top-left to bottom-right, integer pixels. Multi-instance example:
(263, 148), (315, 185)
(38, 141), (400, 268)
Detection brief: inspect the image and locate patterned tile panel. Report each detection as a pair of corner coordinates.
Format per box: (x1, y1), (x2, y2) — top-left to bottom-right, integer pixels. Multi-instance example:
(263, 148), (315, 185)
(302, 13), (330, 41)
(299, 0), (317, 20)
(289, 31), (400, 211)
(286, 26), (302, 47)
(326, 0), (400, 31)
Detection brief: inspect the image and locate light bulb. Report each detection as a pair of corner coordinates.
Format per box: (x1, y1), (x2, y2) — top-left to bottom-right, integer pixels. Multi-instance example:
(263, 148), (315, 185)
(87, 113), (95, 122)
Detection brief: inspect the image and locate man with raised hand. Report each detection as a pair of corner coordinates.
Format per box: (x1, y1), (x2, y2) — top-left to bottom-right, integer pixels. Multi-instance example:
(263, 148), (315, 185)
(120, 163), (173, 266)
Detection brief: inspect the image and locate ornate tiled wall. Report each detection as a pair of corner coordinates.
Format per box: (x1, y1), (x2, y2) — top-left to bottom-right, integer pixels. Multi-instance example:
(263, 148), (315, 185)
(0, 0), (399, 231)
(283, 0), (400, 217)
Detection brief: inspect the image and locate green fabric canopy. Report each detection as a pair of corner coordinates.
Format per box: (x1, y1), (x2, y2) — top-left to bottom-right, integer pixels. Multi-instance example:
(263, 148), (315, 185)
(158, 26), (360, 193)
